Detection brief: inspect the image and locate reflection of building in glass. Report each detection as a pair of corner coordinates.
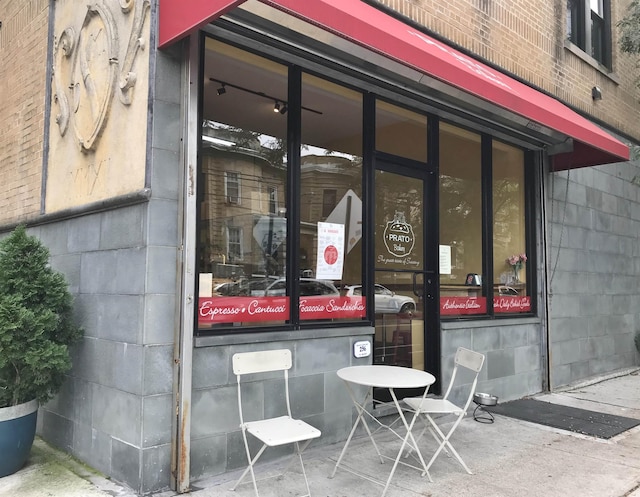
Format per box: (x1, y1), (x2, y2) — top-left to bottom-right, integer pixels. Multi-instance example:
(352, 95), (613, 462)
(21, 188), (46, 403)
(199, 123), (286, 280)
(300, 154), (362, 283)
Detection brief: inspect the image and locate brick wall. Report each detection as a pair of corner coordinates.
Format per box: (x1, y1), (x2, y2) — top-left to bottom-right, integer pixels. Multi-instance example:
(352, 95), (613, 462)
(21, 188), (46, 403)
(375, 0), (640, 143)
(0, 0), (49, 225)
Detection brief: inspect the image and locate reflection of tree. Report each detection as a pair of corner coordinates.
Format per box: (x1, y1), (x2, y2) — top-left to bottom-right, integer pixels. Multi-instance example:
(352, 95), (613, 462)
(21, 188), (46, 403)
(439, 174), (477, 237)
(492, 177), (521, 248)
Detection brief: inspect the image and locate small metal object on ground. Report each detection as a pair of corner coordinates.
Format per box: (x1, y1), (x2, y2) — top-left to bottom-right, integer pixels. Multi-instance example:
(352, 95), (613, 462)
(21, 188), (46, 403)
(473, 393), (498, 423)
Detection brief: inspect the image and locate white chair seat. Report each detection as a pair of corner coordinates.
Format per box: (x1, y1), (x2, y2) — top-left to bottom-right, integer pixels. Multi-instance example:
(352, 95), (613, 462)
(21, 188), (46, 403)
(404, 398), (463, 415)
(245, 416), (321, 446)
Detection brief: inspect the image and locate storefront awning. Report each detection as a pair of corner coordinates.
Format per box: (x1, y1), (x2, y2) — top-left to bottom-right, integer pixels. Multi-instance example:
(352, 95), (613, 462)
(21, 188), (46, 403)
(158, 0), (630, 169)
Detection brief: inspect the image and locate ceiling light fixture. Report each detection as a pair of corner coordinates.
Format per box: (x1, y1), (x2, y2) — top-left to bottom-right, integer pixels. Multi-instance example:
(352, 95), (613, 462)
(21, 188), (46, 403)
(274, 101), (281, 113)
(208, 78), (322, 115)
(216, 84), (226, 96)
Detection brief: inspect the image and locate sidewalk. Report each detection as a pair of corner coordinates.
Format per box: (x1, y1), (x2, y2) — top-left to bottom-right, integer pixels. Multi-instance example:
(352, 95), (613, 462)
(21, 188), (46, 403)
(2, 368), (640, 497)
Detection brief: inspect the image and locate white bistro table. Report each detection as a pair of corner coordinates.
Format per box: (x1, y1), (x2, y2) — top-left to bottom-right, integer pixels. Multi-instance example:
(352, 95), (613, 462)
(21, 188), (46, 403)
(331, 365), (436, 496)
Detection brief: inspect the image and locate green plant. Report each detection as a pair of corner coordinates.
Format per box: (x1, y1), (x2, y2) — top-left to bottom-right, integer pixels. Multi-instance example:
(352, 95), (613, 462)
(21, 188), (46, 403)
(0, 226), (83, 407)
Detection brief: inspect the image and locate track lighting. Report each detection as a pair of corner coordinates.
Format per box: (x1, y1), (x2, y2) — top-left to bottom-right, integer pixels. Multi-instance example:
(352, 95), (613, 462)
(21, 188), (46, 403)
(208, 78), (322, 115)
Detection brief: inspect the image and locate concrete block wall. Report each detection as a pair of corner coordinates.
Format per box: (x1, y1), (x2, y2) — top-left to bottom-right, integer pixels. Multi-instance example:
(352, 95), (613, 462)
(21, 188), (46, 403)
(190, 334), (369, 482)
(441, 320), (543, 405)
(33, 199), (178, 494)
(547, 155), (640, 388)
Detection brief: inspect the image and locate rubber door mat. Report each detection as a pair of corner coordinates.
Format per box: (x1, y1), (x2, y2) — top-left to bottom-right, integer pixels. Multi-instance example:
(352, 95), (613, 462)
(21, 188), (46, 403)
(487, 398), (640, 439)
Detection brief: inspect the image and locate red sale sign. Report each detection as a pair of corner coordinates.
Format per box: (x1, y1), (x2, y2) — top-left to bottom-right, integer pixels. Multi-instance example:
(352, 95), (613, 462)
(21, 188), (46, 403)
(198, 296), (366, 324)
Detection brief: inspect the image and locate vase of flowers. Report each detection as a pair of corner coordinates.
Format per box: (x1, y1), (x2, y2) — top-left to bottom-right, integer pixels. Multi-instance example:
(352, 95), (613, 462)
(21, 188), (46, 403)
(506, 253), (527, 283)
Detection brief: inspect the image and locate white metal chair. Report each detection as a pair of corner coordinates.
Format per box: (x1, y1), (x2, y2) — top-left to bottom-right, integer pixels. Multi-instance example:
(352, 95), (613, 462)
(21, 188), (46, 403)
(231, 349), (321, 497)
(403, 347), (485, 476)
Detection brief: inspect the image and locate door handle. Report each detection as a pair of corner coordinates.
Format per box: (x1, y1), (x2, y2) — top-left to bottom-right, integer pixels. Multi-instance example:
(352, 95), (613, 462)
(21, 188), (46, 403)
(412, 272), (424, 298)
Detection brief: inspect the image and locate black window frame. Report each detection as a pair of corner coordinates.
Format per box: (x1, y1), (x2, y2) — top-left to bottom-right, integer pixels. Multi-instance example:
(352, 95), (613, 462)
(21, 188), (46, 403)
(567, 0), (612, 69)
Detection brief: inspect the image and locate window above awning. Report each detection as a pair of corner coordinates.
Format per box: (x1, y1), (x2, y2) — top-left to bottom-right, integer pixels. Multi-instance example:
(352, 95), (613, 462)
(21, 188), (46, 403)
(158, 0), (630, 170)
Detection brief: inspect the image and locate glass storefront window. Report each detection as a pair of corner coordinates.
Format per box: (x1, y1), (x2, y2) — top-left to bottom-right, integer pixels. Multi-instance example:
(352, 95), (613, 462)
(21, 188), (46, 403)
(439, 123), (485, 316)
(196, 38), (533, 330)
(492, 141), (531, 314)
(301, 73), (365, 322)
(198, 39), (288, 329)
(375, 100), (427, 162)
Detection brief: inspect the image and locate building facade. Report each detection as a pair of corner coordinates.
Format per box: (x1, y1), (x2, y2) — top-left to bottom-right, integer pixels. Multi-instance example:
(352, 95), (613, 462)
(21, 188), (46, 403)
(0, 0), (639, 494)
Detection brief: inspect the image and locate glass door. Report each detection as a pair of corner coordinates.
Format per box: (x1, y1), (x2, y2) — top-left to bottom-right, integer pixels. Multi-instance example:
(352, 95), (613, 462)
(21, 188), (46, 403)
(373, 160), (438, 401)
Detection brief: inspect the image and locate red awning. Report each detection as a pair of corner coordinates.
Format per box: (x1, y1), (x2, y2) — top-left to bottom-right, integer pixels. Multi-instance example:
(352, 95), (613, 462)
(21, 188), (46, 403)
(158, 0), (629, 169)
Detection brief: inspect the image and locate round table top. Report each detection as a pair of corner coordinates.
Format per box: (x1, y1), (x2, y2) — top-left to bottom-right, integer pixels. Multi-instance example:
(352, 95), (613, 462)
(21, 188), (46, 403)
(337, 365), (435, 389)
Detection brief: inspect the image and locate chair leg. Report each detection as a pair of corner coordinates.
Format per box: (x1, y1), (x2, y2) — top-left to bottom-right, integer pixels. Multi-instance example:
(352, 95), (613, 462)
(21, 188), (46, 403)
(425, 414), (472, 474)
(296, 440), (314, 497)
(233, 438), (315, 497)
(232, 437), (268, 496)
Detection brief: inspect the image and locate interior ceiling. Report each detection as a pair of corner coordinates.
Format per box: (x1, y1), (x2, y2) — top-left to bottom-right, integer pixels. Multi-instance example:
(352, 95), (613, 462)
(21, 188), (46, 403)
(203, 40), (365, 153)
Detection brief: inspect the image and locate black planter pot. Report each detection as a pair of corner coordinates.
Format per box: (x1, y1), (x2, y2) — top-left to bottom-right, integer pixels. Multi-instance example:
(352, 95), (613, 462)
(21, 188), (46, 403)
(0, 399), (38, 477)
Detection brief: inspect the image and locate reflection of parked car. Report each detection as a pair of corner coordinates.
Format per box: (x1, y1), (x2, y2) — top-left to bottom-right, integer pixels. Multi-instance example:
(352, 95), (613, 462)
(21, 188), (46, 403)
(344, 284), (415, 314)
(263, 278), (340, 297)
(213, 282), (240, 296)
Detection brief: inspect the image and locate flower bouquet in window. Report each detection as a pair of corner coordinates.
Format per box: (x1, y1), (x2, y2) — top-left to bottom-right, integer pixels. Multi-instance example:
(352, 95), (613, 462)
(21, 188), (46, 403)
(506, 253), (527, 283)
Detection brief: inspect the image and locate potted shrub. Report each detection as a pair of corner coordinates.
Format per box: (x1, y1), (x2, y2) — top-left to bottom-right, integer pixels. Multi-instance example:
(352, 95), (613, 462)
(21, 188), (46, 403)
(0, 225), (83, 477)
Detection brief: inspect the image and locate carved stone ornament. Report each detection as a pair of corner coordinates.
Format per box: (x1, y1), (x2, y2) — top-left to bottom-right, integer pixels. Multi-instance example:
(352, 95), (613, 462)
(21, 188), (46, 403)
(51, 0), (149, 152)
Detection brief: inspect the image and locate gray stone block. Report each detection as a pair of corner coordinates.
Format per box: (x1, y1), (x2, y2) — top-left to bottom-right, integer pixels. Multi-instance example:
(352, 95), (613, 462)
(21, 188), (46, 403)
(111, 438), (141, 492)
(39, 410), (74, 453)
(193, 346), (229, 389)
(191, 385), (239, 439)
(36, 222), (69, 256)
(94, 294), (144, 343)
(142, 394), (173, 447)
(154, 44), (183, 104)
(501, 326), (529, 348)
(152, 100), (182, 153)
(143, 344), (174, 395)
(514, 345), (540, 374)
(68, 216), (102, 252)
(72, 422), (112, 476)
(441, 328), (472, 357)
(143, 293), (177, 345)
(190, 434), (227, 481)
(50, 253), (82, 294)
(100, 207), (145, 250)
(149, 148), (180, 200)
(80, 251), (118, 294)
(295, 337), (353, 374)
(148, 199), (179, 246)
(550, 339), (582, 367)
(284, 374), (324, 418)
(141, 443), (172, 494)
(147, 246), (178, 293)
(471, 327), (500, 352)
(92, 384), (142, 445)
(114, 247), (147, 295)
(486, 349), (515, 379)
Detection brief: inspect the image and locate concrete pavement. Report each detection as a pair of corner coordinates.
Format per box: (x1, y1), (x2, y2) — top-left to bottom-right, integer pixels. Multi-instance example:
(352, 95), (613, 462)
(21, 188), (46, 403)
(2, 367), (639, 497)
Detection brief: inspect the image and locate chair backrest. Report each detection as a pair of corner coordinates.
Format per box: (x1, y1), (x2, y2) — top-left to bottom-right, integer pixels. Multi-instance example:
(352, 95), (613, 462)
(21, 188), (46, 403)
(442, 347), (486, 410)
(455, 347), (485, 373)
(233, 349), (292, 375)
(233, 349), (294, 424)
